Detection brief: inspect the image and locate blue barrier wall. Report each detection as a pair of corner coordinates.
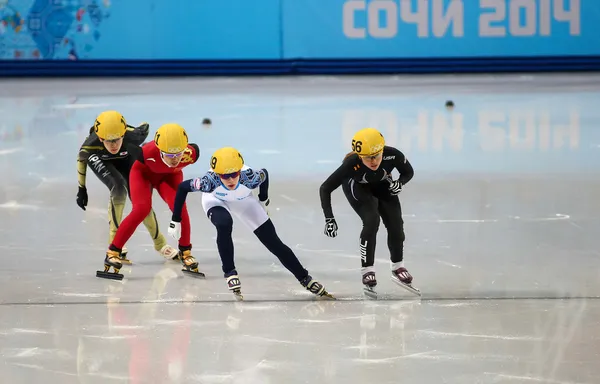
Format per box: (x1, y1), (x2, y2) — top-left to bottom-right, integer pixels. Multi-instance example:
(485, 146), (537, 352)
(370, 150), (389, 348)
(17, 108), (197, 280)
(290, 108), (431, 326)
(1, 0), (598, 76)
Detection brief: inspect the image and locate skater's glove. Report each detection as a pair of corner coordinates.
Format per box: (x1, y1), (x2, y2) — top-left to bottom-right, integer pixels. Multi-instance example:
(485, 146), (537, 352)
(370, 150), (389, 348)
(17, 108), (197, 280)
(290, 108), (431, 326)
(76, 186), (88, 211)
(387, 178), (403, 195)
(260, 198), (270, 215)
(324, 218), (338, 238)
(168, 220), (181, 240)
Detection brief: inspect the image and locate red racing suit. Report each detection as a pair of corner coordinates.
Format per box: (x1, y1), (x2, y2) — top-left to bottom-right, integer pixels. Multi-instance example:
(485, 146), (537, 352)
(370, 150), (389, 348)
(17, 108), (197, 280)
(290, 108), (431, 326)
(109, 141), (199, 251)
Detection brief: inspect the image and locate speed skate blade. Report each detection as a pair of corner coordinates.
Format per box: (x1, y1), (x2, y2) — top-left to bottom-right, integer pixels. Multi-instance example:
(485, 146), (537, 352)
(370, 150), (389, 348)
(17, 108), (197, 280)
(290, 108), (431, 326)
(233, 290), (244, 301)
(96, 271), (124, 281)
(390, 276), (421, 296)
(182, 269), (206, 279)
(363, 286), (378, 299)
(120, 258), (132, 265)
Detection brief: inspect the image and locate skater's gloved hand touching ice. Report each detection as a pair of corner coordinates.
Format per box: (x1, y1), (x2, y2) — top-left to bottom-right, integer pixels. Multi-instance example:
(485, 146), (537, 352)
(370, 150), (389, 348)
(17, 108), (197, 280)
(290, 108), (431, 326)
(168, 220), (181, 240)
(324, 218), (338, 237)
(387, 177), (402, 195)
(76, 186), (88, 210)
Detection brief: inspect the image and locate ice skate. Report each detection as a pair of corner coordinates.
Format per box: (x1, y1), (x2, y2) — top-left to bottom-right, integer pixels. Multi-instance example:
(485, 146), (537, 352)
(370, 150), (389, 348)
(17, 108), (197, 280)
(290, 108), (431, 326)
(301, 275), (335, 300)
(96, 250), (124, 280)
(119, 246), (132, 265)
(362, 271), (378, 299)
(390, 267), (421, 296)
(225, 270), (243, 301)
(180, 249), (205, 278)
(158, 244), (179, 261)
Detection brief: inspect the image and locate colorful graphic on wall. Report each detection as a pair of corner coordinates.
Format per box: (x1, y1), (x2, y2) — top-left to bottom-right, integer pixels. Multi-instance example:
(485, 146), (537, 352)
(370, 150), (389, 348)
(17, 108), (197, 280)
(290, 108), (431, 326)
(0, 0), (110, 59)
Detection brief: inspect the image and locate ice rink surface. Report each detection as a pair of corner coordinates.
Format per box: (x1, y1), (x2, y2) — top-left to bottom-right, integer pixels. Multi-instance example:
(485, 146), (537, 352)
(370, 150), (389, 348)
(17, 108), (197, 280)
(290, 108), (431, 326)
(1, 74), (600, 383)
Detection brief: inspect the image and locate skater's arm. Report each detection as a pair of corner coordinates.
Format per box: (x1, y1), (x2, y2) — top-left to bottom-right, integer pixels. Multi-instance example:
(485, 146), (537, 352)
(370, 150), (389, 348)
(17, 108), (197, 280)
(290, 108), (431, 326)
(171, 174), (219, 222)
(76, 153), (88, 188)
(76, 134), (102, 188)
(392, 149), (414, 186)
(240, 168), (269, 201)
(126, 123), (150, 145)
(319, 162), (350, 218)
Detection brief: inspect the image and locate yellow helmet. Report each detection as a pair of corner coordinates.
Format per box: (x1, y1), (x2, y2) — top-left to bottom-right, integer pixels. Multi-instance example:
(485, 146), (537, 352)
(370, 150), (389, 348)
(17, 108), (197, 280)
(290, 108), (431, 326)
(154, 123), (188, 154)
(351, 127), (385, 156)
(210, 147), (244, 174)
(94, 110), (127, 140)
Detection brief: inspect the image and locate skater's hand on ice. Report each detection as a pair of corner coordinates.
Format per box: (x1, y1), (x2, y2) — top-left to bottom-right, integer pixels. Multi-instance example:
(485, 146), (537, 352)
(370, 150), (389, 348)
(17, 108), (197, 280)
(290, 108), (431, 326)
(324, 218), (338, 238)
(76, 186), (88, 211)
(168, 220), (181, 240)
(260, 198), (270, 215)
(387, 178), (402, 195)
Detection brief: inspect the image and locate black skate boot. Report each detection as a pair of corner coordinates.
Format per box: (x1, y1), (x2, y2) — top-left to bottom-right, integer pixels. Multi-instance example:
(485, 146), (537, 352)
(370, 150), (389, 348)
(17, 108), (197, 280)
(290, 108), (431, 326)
(96, 250), (124, 280)
(391, 267), (421, 296)
(179, 247), (205, 278)
(362, 271), (378, 299)
(300, 275), (335, 300)
(225, 270), (243, 301)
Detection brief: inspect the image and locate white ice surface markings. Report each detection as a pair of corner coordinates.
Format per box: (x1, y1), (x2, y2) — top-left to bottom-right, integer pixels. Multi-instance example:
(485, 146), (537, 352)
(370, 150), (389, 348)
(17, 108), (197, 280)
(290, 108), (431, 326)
(417, 330), (542, 341)
(0, 147), (23, 155)
(52, 103), (108, 109)
(485, 373), (589, 384)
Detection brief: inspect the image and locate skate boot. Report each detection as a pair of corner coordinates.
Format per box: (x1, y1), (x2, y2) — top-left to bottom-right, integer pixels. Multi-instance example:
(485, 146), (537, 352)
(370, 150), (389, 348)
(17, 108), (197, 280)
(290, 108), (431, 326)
(391, 267), (421, 296)
(158, 244), (179, 261)
(96, 250), (124, 280)
(119, 246), (132, 265)
(300, 275), (335, 300)
(225, 270), (243, 301)
(179, 248), (205, 278)
(362, 271), (378, 299)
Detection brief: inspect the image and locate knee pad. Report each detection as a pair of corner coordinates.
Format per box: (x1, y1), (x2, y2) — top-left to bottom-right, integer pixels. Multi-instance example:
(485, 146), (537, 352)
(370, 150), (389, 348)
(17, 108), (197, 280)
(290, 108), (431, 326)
(208, 206), (233, 232)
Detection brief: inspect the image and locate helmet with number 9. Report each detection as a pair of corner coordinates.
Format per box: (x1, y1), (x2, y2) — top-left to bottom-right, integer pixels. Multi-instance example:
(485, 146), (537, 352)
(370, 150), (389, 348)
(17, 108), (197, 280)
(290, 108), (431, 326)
(94, 110), (127, 140)
(351, 127), (385, 157)
(154, 123), (188, 154)
(210, 147), (244, 174)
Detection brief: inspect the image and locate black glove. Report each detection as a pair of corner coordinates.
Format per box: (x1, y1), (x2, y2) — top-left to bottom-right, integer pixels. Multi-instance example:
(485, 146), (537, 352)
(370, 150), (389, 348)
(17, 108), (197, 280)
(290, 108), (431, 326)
(137, 122), (149, 135)
(387, 178), (402, 195)
(324, 218), (338, 238)
(76, 186), (88, 211)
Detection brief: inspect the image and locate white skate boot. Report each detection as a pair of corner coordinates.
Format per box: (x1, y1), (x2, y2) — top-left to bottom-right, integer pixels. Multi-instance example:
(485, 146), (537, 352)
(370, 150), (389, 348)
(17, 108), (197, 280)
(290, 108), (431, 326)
(158, 244), (179, 261)
(225, 270), (243, 301)
(362, 271), (378, 299)
(391, 267), (421, 296)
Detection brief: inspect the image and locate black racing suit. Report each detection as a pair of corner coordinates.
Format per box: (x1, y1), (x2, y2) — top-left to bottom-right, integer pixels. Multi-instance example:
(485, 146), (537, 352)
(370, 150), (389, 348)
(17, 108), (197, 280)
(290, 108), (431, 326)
(76, 124), (166, 250)
(319, 146), (414, 269)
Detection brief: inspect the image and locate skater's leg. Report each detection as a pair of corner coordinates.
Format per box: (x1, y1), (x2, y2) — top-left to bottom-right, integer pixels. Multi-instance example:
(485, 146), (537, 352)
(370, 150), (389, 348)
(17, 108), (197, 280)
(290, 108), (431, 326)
(378, 195), (417, 293)
(110, 163), (153, 251)
(141, 209), (178, 258)
(202, 194), (240, 295)
(206, 205), (235, 274)
(341, 179), (380, 270)
(254, 219), (308, 281)
(86, 156), (128, 245)
(157, 172), (199, 272)
(377, 196), (405, 265)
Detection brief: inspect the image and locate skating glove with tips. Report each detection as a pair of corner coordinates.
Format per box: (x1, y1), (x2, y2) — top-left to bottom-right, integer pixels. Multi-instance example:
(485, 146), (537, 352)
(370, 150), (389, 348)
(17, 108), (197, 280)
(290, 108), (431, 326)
(324, 218), (338, 238)
(76, 186), (88, 210)
(387, 178), (402, 195)
(168, 220), (181, 240)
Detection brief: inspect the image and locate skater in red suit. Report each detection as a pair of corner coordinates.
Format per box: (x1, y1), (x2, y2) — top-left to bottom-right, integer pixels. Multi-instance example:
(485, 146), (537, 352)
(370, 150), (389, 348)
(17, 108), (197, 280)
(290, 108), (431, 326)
(97, 123), (203, 280)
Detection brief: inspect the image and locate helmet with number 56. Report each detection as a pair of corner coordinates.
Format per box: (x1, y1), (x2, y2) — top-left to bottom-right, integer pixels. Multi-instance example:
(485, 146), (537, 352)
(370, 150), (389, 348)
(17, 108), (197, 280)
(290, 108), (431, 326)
(351, 128), (385, 157)
(210, 147), (244, 174)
